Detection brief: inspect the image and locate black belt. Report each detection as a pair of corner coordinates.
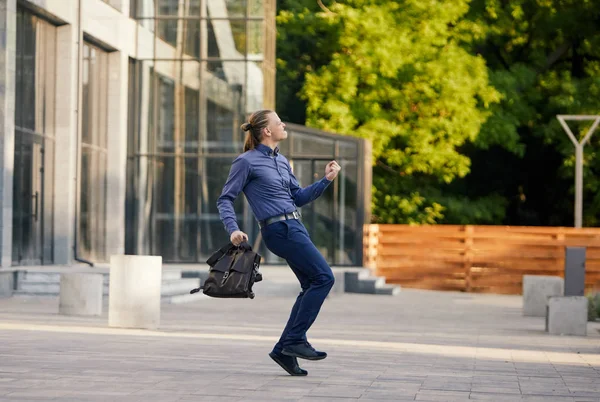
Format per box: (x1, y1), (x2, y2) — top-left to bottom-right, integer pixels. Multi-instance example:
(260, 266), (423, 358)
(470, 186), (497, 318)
(258, 210), (301, 229)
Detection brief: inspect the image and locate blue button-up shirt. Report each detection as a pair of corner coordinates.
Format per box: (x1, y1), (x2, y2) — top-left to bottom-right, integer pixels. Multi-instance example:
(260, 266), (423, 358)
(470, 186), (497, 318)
(217, 144), (332, 235)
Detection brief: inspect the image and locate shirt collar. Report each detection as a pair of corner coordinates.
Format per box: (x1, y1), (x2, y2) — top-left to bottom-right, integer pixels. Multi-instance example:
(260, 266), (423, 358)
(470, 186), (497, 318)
(256, 143), (279, 156)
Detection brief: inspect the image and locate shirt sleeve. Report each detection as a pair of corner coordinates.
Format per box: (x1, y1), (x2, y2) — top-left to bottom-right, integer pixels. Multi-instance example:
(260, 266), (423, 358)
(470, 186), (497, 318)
(217, 156), (251, 236)
(288, 161), (332, 208)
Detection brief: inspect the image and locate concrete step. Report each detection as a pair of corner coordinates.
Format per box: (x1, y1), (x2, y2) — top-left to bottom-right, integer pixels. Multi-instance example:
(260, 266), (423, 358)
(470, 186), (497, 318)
(13, 270), (201, 303)
(160, 278), (200, 296)
(344, 269), (400, 296)
(375, 284), (402, 296)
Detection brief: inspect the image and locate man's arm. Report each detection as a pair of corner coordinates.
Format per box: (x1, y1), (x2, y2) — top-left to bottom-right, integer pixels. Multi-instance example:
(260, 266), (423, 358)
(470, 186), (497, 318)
(217, 157), (251, 235)
(288, 165), (332, 208)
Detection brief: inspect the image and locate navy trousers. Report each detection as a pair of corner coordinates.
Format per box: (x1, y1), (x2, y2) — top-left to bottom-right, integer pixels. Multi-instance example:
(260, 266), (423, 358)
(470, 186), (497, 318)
(261, 219), (335, 353)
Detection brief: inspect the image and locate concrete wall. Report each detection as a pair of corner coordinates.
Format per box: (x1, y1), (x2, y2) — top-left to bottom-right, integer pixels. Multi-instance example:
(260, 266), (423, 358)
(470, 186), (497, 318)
(0, 0), (17, 268)
(4, 0), (141, 265)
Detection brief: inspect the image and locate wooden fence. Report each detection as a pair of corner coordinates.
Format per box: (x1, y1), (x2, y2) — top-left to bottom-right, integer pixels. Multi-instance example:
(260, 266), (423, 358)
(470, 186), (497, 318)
(363, 224), (600, 294)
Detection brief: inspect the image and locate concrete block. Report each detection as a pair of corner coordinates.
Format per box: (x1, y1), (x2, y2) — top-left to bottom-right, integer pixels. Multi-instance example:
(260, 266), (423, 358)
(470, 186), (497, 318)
(546, 296), (588, 336)
(564, 247), (586, 296)
(344, 269), (369, 293)
(59, 273), (103, 316)
(522, 275), (563, 317)
(108, 255), (162, 330)
(0, 270), (14, 297)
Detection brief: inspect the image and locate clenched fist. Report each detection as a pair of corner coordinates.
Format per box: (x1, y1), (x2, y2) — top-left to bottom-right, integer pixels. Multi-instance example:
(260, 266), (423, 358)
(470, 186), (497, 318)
(325, 160), (341, 181)
(230, 230), (248, 246)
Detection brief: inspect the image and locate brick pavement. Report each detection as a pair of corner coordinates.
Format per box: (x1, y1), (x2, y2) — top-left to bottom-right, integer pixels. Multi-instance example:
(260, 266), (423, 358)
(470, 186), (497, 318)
(0, 287), (599, 401)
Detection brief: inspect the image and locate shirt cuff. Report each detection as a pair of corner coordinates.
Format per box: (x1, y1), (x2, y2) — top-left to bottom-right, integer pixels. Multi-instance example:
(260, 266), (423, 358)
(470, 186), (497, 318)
(225, 221), (240, 236)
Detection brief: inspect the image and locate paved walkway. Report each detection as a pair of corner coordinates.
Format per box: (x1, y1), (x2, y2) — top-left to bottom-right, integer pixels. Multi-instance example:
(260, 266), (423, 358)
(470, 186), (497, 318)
(0, 285), (599, 401)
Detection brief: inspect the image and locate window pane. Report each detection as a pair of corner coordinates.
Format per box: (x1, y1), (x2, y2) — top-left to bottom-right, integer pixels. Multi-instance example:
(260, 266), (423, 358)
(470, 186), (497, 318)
(79, 42), (109, 262)
(339, 160), (358, 265)
(42, 139), (55, 263)
(79, 147), (107, 262)
(17, 10), (37, 131)
(157, 19), (178, 47)
(133, 0), (154, 17)
(79, 148), (92, 258)
(126, 156), (153, 255)
(184, 19), (200, 59)
(248, 0), (263, 17)
(289, 160), (312, 189)
(82, 45), (91, 144)
(185, 86), (199, 153)
(311, 160), (334, 261)
(82, 43), (108, 147)
(155, 19), (200, 59)
(277, 132), (290, 154)
(134, 1), (200, 18)
(199, 221), (230, 258)
(203, 157), (244, 215)
(208, 19), (246, 58)
(339, 141), (358, 158)
(151, 156), (198, 261)
(156, 74), (175, 153)
(199, 157), (244, 256)
(152, 62), (200, 153)
(203, 62), (245, 152)
(157, 0), (200, 16)
(246, 60), (263, 112)
(153, 218), (176, 260)
(292, 132), (335, 157)
(247, 20), (263, 58)
(207, 0), (246, 18)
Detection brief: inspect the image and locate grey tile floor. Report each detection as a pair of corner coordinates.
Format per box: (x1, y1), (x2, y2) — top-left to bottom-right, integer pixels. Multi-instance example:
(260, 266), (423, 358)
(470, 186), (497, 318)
(0, 286), (599, 401)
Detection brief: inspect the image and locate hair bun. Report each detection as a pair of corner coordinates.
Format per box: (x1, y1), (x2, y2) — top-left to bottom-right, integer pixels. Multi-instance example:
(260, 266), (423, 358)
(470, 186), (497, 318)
(241, 122), (252, 132)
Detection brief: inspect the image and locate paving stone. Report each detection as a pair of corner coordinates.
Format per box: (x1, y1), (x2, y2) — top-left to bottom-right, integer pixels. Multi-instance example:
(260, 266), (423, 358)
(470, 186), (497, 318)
(0, 290), (598, 401)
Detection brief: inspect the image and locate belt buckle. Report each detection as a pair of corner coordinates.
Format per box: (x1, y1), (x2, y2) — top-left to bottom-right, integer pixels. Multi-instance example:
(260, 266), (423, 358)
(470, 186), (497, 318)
(292, 211), (299, 219)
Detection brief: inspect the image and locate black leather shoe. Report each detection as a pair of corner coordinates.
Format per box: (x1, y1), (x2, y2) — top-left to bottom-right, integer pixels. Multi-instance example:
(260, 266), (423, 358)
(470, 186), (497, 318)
(281, 343), (327, 361)
(269, 352), (308, 376)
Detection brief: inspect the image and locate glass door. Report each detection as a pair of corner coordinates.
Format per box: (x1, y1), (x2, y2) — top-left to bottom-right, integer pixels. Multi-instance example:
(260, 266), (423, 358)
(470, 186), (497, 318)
(12, 134), (44, 264)
(12, 9), (56, 265)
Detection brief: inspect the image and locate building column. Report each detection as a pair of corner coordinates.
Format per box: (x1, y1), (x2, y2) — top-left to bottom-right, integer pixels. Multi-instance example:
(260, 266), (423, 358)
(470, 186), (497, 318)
(53, 23), (79, 265)
(105, 51), (128, 259)
(0, 0), (16, 268)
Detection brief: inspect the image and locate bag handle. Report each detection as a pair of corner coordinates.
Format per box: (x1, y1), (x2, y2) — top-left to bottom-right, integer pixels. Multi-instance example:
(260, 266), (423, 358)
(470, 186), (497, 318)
(206, 242), (235, 266)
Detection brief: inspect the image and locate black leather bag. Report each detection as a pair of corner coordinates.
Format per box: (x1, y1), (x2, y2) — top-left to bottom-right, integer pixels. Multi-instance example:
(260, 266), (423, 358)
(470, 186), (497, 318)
(190, 242), (263, 299)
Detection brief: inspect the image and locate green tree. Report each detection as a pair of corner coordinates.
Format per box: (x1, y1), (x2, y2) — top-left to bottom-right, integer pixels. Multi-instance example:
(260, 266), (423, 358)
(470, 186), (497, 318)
(276, 0), (340, 124)
(276, 0), (600, 226)
(457, 0), (600, 226)
(278, 0), (502, 223)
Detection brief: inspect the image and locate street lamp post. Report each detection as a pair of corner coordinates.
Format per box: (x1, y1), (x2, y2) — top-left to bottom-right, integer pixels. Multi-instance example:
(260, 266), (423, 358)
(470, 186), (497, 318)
(556, 115), (600, 228)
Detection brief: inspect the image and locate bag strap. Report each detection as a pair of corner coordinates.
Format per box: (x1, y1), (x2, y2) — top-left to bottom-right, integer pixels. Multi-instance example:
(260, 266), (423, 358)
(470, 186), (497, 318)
(253, 253), (261, 269)
(206, 242), (235, 266)
(239, 241), (252, 251)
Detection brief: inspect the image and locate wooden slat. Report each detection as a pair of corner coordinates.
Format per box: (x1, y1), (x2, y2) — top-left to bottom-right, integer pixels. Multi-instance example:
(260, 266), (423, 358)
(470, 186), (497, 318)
(364, 224), (600, 294)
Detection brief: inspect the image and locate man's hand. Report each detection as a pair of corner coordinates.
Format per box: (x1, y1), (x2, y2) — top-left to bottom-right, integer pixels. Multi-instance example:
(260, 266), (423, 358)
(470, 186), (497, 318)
(230, 230), (248, 246)
(325, 160), (341, 181)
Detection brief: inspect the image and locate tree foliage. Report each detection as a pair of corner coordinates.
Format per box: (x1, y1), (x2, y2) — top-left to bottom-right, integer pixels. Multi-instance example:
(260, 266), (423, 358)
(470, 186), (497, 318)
(276, 0), (600, 226)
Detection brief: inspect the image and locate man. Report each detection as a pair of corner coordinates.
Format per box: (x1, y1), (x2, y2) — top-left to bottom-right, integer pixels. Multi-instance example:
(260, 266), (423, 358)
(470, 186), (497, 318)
(217, 109), (341, 376)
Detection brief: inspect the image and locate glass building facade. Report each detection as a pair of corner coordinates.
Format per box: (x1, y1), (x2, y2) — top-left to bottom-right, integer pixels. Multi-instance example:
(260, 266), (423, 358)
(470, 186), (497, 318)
(0, 0), (371, 269)
(125, 0), (370, 266)
(125, 0), (278, 262)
